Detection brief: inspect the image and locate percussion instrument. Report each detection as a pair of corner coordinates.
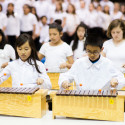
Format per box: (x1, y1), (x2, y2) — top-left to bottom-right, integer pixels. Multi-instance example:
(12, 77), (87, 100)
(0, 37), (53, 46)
(51, 89), (125, 121)
(0, 87), (48, 118)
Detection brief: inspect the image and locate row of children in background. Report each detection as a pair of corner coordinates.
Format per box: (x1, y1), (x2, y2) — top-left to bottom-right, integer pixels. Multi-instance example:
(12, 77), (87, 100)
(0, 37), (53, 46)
(0, 27), (124, 90)
(0, 0), (125, 49)
(0, 18), (125, 90)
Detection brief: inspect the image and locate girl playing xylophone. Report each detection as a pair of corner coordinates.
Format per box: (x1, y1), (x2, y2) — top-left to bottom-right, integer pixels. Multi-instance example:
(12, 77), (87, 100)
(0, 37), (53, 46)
(59, 34), (125, 90)
(0, 34), (51, 89)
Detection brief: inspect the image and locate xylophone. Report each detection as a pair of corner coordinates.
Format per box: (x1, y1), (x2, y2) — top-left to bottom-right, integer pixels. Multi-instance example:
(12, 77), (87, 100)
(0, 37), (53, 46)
(0, 87), (48, 118)
(51, 89), (125, 121)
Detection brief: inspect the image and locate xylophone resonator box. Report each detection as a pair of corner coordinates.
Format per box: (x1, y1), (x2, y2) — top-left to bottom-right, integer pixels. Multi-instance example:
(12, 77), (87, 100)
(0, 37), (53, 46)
(0, 87), (48, 118)
(51, 90), (125, 122)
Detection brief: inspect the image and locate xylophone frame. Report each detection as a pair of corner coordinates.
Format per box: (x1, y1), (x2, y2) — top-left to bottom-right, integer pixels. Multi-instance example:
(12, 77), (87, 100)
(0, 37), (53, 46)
(51, 90), (125, 122)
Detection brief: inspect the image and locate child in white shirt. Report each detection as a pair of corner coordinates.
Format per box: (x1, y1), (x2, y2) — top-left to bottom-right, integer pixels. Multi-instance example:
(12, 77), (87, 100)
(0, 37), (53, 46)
(59, 34), (125, 90)
(0, 29), (15, 71)
(0, 34), (51, 89)
(70, 22), (87, 61)
(38, 22), (74, 72)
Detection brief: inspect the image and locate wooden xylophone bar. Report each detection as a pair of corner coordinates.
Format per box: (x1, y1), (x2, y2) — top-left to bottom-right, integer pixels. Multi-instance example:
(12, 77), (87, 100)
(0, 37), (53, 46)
(56, 90), (118, 97)
(0, 87), (39, 94)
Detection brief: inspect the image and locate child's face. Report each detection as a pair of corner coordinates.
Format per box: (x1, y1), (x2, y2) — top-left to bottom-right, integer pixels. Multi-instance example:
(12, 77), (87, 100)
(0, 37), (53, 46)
(67, 4), (74, 13)
(111, 26), (123, 42)
(31, 8), (36, 15)
(7, 4), (14, 13)
(86, 45), (102, 61)
(41, 17), (47, 25)
(23, 5), (30, 14)
(49, 29), (61, 44)
(17, 41), (31, 62)
(77, 27), (85, 40)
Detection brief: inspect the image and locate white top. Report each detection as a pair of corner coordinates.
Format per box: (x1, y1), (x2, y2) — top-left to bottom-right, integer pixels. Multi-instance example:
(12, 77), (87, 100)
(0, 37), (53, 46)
(0, 58), (52, 89)
(97, 11), (108, 29)
(76, 9), (89, 25)
(59, 56), (125, 90)
(103, 39), (125, 72)
(33, 1), (51, 20)
(51, 11), (66, 22)
(20, 13), (37, 32)
(65, 13), (80, 33)
(0, 12), (7, 30)
(70, 39), (86, 61)
(5, 14), (20, 36)
(39, 42), (73, 72)
(0, 1), (9, 14)
(39, 23), (49, 43)
(85, 10), (99, 28)
(110, 11), (123, 20)
(100, 0), (114, 13)
(0, 44), (15, 71)
(103, 13), (112, 30)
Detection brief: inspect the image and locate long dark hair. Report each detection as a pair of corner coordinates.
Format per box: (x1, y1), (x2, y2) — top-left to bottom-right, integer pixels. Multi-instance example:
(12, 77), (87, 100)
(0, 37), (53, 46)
(15, 34), (41, 73)
(7, 3), (15, 17)
(0, 29), (7, 49)
(72, 22), (88, 51)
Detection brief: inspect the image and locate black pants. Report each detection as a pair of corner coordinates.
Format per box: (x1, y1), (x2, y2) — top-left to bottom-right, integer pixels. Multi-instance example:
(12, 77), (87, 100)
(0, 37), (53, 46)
(34, 36), (41, 51)
(20, 31), (33, 36)
(7, 35), (16, 49)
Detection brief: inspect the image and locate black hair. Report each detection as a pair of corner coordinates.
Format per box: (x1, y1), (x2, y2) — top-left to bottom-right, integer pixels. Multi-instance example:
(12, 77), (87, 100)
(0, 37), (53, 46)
(7, 3), (15, 17)
(84, 34), (103, 50)
(31, 6), (39, 21)
(49, 22), (63, 32)
(41, 15), (47, 20)
(15, 34), (41, 73)
(0, 29), (7, 49)
(72, 22), (88, 51)
(54, 19), (62, 26)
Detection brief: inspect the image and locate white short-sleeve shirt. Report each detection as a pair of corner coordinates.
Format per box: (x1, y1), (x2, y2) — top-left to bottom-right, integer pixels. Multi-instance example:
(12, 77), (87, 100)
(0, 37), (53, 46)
(20, 13), (37, 32)
(70, 39), (86, 61)
(0, 12), (7, 30)
(0, 44), (15, 71)
(51, 11), (66, 22)
(39, 42), (73, 72)
(103, 39), (125, 72)
(65, 13), (80, 33)
(110, 11), (123, 20)
(5, 14), (20, 36)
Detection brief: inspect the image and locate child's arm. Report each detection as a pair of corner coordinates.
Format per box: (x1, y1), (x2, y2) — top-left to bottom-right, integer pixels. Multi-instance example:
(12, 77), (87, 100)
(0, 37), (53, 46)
(101, 51), (106, 57)
(1, 62), (8, 68)
(59, 60), (78, 89)
(60, 56), (74, 69)
(108, 62), (125, 89)
(38, 52), (45, 60)
(110, 78), (118, 88)
(38, 62), (52, 89)
(0, 65), (11, 84)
